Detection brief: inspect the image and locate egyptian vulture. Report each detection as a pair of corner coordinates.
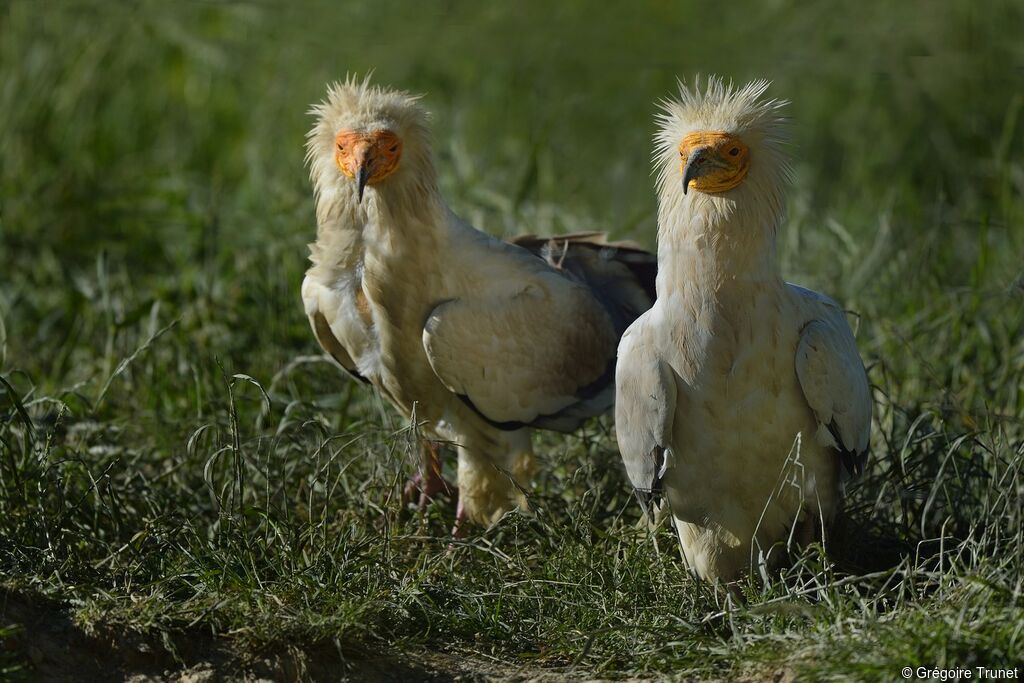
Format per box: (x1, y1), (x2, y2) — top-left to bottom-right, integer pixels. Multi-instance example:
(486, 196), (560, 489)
(303, 76), (656, 531)
(615, 78), (871, 581)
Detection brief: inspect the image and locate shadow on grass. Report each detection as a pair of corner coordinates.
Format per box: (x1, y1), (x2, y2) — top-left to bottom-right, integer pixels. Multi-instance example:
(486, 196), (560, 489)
(0, 589), (459, 683)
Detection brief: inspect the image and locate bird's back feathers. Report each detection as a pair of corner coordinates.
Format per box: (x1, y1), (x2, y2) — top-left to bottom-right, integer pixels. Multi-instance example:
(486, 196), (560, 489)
(510, 231), (657, 334)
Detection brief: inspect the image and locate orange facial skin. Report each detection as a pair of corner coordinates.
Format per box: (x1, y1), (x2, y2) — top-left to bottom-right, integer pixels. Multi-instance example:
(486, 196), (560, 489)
(678, 131), (750, 195)
(334, 129), (403, 198)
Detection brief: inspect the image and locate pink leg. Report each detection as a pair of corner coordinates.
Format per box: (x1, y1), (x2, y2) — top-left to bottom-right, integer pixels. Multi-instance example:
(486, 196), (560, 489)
(451, 497), (468, 538)
(403, 440), (456, 510)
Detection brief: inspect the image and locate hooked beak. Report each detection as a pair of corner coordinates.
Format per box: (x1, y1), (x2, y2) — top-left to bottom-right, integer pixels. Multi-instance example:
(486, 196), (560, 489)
(357, 163), (372, 203)
(682, 146), (712, 195)
(350, 140), (375, 203)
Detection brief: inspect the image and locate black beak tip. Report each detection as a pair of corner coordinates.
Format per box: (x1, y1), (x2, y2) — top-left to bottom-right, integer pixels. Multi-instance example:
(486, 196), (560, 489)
(681, 146), (710, 197)
(357, 166), (371, 203)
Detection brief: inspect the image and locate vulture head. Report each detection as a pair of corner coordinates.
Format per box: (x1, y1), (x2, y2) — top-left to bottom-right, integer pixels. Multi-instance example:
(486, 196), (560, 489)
(654, 76), (792, 236)
(307, 75), (434, 204)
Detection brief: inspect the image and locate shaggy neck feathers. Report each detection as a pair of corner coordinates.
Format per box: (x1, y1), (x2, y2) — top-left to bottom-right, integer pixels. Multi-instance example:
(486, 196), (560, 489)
(307, 77), (440, 276)
(655, 211), (778, 299)
(653, 77), (790, 302)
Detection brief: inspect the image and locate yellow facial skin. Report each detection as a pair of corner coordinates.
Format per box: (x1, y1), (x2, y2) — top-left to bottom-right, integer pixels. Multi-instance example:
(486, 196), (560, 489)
(678, 131), (750, 195)
(334, 129), (403, 200)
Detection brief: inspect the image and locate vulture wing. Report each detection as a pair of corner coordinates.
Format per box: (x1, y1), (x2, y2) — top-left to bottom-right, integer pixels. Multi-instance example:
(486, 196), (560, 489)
(792, 286), (872, 476)
(422, 268), (620, 433)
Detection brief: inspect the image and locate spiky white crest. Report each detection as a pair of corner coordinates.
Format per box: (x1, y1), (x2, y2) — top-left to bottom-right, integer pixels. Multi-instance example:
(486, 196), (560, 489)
(305, 74), (436, 204)
(654, 76), (791, 236)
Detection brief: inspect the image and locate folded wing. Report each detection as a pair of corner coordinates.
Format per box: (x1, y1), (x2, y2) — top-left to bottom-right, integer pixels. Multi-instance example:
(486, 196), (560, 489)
(794, 296), (872, 476)
(614, 318), (677, 515)
(422, 270), (620, 432)
(301, 275), (370, 384)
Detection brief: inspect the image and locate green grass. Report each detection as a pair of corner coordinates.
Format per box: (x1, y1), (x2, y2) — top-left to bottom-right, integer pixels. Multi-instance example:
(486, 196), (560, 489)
(2, 0), (1024, 680)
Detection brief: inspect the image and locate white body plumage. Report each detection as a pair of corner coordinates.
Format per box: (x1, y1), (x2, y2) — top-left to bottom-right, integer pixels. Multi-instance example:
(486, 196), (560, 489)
(303, 77), (656, 527)
(615, 78), (871, 581)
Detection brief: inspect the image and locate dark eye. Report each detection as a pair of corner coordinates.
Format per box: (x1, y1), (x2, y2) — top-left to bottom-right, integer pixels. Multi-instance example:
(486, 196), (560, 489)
(389, 145), (399, 153)
(729, 147), (740, 156)
(337, 143), (345, 151)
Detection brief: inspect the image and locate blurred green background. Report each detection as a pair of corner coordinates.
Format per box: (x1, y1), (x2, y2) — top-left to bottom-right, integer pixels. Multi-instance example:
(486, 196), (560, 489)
(4, 0), (1023, 415)
(1, 0), (1022, 475)
(2, 2), (1024, 676)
